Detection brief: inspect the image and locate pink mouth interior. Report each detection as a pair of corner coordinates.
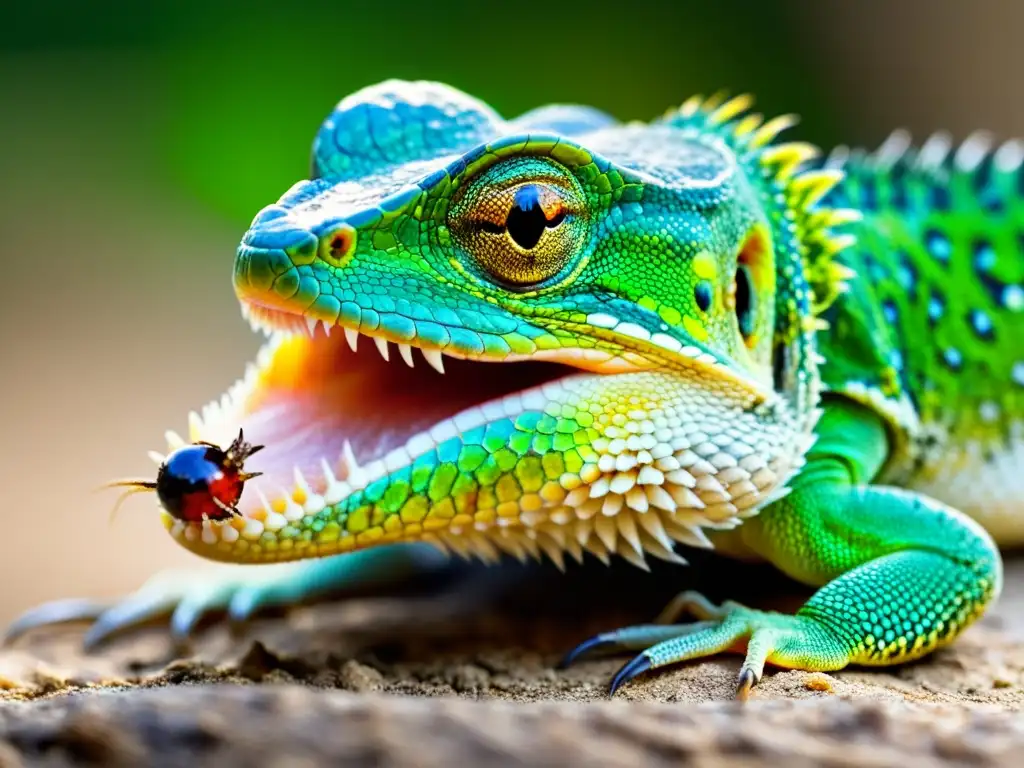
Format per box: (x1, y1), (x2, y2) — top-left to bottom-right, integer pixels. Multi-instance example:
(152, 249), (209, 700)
(225, 331), (571, 506)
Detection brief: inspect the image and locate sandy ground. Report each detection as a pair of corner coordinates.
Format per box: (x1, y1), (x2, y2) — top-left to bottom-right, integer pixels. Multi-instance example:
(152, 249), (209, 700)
(0, 552), (1022, 766)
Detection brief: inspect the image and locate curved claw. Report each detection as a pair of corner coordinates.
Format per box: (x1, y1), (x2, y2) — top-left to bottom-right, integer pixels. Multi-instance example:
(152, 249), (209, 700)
(735, 667), (758, 701)
(609, 653), (651, 696)
(3, 598), (110, 646)
(558, 635), (614, 669)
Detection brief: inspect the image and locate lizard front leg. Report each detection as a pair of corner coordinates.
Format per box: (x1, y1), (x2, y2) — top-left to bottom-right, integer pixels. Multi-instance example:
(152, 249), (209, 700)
(563, 399), (1003, 697)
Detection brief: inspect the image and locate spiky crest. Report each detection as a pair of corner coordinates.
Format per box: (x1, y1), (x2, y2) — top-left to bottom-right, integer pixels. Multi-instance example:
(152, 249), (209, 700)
(663, 93), (861, 319)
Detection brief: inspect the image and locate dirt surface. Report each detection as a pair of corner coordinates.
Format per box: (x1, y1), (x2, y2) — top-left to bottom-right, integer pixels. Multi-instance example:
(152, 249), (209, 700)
(1, 554), (1022, 766)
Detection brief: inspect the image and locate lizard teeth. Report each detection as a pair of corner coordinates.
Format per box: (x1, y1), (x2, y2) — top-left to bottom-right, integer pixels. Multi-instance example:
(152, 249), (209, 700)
(422, 348), (445, 374)
(320, 319), (332, 336)
(374, 336), (390, 361)
(397, 343), (415, 367)
(305, 316), (318, 336)
(344, 327), (359, 352)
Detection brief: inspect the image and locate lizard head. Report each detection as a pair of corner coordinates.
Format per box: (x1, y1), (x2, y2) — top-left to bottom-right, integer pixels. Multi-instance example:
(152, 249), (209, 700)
(157, 81), (856, 566)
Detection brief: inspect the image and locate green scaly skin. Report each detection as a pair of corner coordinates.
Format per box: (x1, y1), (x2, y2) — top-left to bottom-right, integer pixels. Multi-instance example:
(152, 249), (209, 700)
(6, 82), (1020, 699)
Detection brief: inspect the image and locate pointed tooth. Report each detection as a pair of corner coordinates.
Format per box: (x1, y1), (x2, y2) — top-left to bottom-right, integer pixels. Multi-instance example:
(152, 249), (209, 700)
(422, 348), (445, 374)
(320, 458), (350, 505)
(305, 316), (318, 336)
(341, 440), (359, 472)
(293, 466), (312, 496)
(320, 319), (332, 336)
(397, 343), (415, 367)
(343, 442), (367, 488)
(374, 336), (390, 361)
(187, 411), (203, 441)
(344, 327), (359, 352)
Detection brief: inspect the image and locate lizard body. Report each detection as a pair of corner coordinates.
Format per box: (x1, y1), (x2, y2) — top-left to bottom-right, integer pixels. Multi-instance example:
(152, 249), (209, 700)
(8, 81), (1021, 697)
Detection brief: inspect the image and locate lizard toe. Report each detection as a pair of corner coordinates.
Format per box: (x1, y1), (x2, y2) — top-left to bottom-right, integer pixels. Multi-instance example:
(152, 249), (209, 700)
(563, 592), (850, 698)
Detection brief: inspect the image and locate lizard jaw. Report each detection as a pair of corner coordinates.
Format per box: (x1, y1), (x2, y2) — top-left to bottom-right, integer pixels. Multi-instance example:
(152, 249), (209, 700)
(153, 301), (811, 566)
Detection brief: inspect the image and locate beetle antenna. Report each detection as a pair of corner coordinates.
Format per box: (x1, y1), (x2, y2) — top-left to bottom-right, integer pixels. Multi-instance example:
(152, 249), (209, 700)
(98, 480), (158, 525)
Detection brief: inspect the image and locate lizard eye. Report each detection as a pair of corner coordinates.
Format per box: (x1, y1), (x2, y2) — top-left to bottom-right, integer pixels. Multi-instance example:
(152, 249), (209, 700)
(449, 165), (588, 288)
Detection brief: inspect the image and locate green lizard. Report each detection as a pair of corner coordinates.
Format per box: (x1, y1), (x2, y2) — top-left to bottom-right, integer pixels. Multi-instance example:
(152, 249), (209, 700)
(8, 81), (1022, 699)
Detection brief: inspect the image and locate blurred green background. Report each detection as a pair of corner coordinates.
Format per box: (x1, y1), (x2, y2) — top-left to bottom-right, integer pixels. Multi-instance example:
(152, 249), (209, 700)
(0, 0), (1021, 626)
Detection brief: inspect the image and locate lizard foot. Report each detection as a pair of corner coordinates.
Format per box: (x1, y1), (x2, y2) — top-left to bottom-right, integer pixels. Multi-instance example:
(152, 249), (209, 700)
(560, 590), (848, 700)
(3, 544), (447, 651)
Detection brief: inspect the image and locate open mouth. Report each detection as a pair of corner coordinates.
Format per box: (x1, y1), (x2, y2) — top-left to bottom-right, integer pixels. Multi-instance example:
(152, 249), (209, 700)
(157, 294), (806, 567)
(162, 303), (596, 549)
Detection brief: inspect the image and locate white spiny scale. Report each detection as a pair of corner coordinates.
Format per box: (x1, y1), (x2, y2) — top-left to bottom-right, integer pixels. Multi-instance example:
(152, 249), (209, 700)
(616, 512), (644, 557)
(637, 465), (664, 485)
(493, 530), (528, 562)
(609, 473), (635, 495)
(165, 430), (186, 450)
(583, 536), (611, 565)
(601, 493), (623, 517)
(588, 476), (610, 499)
(438, 531), (472, 560)
(645, 484), (677, 512)
(518, 531), (543, 561)
(636, 510), (675, 552)
(344, 327), (359, 352)
(422, 348), (445, 374)
(669, 485), (704, 509)
(536, 534), (566, 571)
(663, 517), (714, 549)
(564, 486), (590, 508)
(468, 534), (501, 564)
(374, 336), (390, 361)
(625, 486), (648, 513)
(593, 515), (617, 552)
(615, 541), (650, 571)
(148, 450), (166, 466)
(397, 343), (415, 367)
(639, 529), (686, 564)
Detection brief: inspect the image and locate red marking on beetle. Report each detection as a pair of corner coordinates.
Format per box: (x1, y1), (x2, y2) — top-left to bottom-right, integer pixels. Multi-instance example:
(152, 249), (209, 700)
(103, 429), (264, 523)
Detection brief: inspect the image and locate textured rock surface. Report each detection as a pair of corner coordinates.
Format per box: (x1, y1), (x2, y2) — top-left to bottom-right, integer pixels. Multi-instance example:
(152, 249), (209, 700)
(1, 555), (1022, 766)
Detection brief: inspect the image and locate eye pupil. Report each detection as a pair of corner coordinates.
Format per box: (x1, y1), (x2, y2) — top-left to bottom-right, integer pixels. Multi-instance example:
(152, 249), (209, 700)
(476, 183), (565, 250)
(735, 265), (755, 338)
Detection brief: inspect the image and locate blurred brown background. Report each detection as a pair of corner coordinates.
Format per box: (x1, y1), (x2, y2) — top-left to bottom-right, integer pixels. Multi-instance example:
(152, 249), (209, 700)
(0, 0), (1021, 625)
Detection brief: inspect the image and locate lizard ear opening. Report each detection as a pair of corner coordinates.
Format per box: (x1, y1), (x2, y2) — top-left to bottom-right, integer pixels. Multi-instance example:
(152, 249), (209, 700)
(732, 225), (774, 350)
